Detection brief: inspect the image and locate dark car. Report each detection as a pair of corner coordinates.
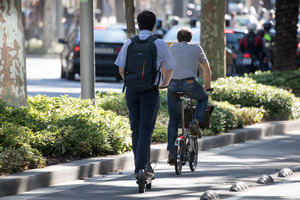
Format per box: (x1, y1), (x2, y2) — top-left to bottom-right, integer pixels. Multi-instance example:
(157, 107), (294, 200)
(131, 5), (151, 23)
(58, 26), (127, 81)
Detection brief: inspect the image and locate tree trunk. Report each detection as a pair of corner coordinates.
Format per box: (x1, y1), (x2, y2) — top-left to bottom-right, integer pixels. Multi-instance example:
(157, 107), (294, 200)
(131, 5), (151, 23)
(56, 0), (64, 39)
(0, 0), (27, 106)
(273, 0), (299, 71)
(200, 0), (226, 80)
(115, 0), (125, 23)
(42, 0), (56, 51)
(124, 0), (135, 38)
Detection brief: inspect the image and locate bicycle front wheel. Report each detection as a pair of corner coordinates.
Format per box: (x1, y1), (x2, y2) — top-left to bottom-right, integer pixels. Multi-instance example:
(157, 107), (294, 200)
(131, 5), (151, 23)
(175, 140), (183, 175)
(189, 137), (198, 171)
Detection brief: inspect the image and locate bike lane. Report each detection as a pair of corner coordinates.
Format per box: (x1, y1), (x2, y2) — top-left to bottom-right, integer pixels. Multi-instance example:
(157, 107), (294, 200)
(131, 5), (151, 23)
(1, 130), (300, 200)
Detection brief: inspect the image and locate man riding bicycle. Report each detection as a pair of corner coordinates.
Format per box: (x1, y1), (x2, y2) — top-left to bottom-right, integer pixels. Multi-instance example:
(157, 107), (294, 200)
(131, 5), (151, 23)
(167, 28), (211, 164)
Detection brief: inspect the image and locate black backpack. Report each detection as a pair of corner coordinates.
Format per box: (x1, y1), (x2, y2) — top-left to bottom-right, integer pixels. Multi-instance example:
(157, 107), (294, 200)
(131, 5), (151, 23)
(123, 35), (160, 92)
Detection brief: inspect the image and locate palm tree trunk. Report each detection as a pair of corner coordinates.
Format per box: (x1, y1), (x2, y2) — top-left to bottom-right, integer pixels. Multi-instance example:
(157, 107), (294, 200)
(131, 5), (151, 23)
(273, 0), (299, 71)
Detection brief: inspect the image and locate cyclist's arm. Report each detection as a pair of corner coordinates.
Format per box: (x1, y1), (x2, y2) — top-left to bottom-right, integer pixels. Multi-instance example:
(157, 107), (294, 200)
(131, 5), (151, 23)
(159, 66), (173, 89)
(156, 39), (176, 89)
(200, 62), (211, 90)
(115, 39), (131, 80)
(119, 67), (124, 80)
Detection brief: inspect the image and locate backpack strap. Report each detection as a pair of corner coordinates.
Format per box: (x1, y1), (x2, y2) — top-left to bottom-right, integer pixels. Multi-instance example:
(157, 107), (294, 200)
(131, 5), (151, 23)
(148, 35), (159, 42)
(148, 35), (161, 88)
(123, 36), (140, 93)
(150, 36), (161, 87)
(130, 35), (140, 42)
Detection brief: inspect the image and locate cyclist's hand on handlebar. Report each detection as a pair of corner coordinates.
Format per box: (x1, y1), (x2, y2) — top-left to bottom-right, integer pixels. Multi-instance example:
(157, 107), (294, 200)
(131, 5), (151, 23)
(204, 84), (211, 90)
(159, 82), (169, 89)
(159, 85), (168, 89)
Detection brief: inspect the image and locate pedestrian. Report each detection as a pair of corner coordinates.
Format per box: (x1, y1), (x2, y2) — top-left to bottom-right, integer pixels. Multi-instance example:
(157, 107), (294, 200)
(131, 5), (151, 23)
(167, 28), (211, 164)
(262, 20), (274, 70)
(114, 10), (175, 179)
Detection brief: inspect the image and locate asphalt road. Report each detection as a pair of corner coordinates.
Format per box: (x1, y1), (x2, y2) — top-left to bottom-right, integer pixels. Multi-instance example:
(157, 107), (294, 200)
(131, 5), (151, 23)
(26, 56), (123, 97)
(2, 130), (300, 200)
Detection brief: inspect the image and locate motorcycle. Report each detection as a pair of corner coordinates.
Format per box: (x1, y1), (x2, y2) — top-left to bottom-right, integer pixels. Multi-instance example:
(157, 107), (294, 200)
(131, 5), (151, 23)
(237, 52), (260, 75)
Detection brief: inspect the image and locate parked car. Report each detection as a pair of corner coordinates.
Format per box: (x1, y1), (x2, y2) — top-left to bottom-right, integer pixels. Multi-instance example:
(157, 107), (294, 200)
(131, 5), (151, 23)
(58, 26), (127, 81)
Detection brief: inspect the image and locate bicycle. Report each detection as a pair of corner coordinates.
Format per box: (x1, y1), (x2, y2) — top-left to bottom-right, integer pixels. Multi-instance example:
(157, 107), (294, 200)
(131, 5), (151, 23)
(173, 90), (214, 175)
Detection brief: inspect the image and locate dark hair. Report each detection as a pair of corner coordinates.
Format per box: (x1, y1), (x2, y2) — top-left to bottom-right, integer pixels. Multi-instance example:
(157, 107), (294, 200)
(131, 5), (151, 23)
(137, 10), (156, 31)
(177, 28), (192, 42)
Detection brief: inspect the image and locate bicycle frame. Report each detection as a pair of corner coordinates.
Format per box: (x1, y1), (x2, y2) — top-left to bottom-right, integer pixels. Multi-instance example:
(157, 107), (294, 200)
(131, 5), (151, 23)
(178, 94), (194, 134)
(173, 88), (213, 175)
(173, 92), (199, 175)
(174, 94), (196, 151)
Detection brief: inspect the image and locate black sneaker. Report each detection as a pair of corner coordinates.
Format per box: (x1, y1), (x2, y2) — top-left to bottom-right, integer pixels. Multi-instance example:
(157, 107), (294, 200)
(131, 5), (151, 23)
(168, 151), (176, 165)
(189, 120), (201, 137)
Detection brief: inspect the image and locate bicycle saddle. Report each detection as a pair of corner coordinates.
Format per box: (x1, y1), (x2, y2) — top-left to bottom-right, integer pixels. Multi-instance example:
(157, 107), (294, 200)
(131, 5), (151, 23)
(174, 91), (190, 98)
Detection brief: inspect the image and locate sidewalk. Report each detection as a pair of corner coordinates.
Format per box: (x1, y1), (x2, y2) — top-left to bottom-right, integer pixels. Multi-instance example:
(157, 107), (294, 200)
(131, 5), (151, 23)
(1, 119), (300, 198)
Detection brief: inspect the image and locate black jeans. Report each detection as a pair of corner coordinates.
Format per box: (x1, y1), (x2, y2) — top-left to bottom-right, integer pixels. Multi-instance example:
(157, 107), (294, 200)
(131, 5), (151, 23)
(126, 87), (160, 171)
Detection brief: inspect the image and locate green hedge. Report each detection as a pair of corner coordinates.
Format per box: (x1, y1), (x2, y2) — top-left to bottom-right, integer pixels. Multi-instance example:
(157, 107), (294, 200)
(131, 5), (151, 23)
(28, 95), (132, 156)
(208, 101), (265, 134)
(0, 122), (46, 174)
(247, 70), (300, 96)
(96, 91), (265, 137)
(0, 96), (131, 174)
(2, 74), (299, 174)
(212, 76), (300, 120)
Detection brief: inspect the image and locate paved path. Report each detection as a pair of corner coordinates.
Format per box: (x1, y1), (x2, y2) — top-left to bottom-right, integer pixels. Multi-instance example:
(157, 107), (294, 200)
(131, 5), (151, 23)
(2, 130), (300, 200)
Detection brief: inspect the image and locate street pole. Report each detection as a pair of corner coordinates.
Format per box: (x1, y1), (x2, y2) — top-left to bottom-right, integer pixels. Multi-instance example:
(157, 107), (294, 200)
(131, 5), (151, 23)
(80, 0), (95, 100)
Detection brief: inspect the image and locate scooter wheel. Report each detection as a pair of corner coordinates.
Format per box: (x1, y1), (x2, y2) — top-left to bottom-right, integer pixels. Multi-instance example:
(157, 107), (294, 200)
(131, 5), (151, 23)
(137, 169), (146, 193)
(146, 182), (152, 189)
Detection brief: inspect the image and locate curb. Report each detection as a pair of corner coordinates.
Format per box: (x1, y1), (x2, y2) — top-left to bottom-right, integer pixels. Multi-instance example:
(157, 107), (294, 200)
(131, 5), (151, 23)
(1, 119), (300, 198)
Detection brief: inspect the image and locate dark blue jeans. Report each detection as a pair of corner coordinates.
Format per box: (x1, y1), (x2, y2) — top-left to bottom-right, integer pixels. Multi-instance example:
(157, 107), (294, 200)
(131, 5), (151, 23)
(167, 80), (208, 152)
(126, 87), (160, 171)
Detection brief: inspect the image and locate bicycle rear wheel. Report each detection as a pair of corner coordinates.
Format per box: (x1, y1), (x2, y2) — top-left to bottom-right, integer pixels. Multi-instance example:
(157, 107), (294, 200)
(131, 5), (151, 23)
(175, 139), (183, 175)
(189, 137), (198, 171)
